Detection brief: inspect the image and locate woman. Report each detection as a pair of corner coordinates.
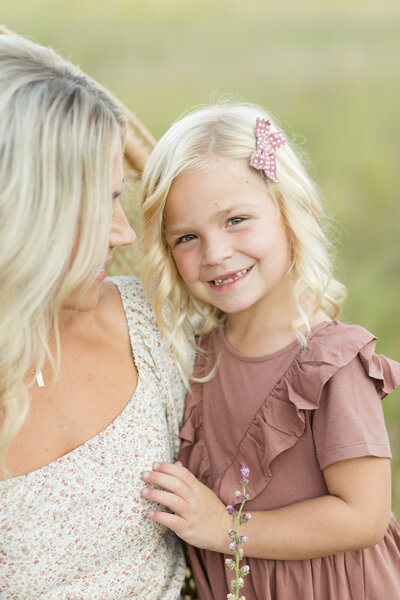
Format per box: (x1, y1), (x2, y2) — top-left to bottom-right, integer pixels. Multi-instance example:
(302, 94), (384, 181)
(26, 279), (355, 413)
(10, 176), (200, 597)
(0, 33), (190, 599)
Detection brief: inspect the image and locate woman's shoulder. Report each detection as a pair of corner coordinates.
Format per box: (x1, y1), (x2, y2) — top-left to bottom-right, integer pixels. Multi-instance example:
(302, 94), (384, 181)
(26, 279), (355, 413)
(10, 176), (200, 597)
(106, 275), (159, 332)
(106, 275), (148, 305)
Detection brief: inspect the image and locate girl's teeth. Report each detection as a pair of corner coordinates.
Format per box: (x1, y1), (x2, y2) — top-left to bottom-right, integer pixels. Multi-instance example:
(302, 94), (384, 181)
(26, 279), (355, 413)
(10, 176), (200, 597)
(213, 268), (249, 286)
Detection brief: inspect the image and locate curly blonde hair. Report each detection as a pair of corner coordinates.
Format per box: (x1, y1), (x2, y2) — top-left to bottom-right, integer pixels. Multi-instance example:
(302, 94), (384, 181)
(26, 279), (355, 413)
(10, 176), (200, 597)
(141, 103), (346, 382)
(0, 34), (126, 475)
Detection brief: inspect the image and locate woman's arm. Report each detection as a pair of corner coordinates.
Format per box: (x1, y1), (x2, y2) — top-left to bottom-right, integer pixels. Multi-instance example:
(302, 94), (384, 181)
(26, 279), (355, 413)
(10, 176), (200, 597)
(141, 456), (391, 560)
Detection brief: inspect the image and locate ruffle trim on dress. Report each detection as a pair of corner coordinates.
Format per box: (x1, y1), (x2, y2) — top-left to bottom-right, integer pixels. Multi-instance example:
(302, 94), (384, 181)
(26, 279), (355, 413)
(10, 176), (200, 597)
(180, 377), (212, 487)
(180, 321), (400, 506)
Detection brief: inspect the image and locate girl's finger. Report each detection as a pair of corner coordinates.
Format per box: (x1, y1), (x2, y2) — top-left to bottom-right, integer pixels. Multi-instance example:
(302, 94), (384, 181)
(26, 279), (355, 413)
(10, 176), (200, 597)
(152, 461), (196, 487)
(141, 487), (186, 514)
(148, 509), (185, 535)
(141, 470), (191, 498)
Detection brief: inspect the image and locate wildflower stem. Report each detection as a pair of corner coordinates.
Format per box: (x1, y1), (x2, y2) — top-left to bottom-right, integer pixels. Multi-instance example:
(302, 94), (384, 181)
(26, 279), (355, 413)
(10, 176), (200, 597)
(233, 483), (247, 598)
(225, 464), (250, 600)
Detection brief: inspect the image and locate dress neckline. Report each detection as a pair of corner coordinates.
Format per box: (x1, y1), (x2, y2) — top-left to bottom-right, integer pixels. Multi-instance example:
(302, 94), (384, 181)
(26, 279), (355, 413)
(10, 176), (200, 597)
(218, 320), (333, 363)
(1, 278), (140, 485)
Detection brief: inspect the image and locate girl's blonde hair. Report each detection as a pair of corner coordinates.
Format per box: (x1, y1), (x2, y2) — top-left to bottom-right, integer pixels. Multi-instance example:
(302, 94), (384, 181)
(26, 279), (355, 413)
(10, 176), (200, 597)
(0, 35), (126, 474)
(141, 103), (347, 381)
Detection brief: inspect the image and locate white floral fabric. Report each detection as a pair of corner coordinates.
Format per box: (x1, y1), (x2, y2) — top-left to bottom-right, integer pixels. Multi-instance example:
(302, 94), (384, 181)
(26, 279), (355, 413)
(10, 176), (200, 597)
(0, 277), (189, 599)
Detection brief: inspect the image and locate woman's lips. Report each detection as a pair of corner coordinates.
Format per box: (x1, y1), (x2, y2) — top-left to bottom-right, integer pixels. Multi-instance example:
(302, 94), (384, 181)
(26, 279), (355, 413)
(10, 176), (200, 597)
(94, 266), (106, 281)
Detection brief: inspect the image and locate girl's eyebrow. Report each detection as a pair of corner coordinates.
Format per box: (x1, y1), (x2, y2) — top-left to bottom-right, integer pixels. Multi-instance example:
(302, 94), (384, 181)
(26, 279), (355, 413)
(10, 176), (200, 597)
(164, 225), (189, 237)
(215, 203), (259, 217)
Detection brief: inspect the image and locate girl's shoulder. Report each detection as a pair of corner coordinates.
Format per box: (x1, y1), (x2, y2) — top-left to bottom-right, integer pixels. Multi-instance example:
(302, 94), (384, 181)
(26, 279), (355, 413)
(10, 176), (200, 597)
(225, 320), (399, 503)
(196, 319), (400, 405)
(182, 319), (400, 505)
(282, 319), (400, 408)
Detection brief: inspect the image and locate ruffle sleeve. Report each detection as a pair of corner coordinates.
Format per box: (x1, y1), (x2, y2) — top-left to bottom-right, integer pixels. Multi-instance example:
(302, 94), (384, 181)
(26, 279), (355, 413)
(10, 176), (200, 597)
(180, 377), (212, 486)
(180, 321), (400, 507)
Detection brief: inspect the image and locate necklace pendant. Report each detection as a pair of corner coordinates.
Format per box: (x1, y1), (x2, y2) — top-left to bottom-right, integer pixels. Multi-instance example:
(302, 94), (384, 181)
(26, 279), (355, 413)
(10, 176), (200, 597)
(36, 371), (45, 388)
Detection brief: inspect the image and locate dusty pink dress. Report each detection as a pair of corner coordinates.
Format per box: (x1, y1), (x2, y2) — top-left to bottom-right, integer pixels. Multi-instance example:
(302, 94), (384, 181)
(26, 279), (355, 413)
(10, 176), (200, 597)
(179, 320), (400, 600)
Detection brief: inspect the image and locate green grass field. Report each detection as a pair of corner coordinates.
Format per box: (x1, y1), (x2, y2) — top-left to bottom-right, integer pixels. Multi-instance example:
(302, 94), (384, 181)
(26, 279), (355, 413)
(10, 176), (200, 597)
(3, 0), (400, 517)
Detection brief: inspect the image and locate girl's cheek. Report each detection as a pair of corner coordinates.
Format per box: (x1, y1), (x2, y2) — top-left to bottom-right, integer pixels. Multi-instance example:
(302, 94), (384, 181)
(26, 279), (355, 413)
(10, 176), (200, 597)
(173, 247), (198, 283)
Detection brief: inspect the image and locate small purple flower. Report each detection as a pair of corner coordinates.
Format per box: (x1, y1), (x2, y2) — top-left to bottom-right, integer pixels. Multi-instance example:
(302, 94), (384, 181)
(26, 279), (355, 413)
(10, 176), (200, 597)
(231, 576), (244, 590)
(228, 529), (236, 540)
(225, 558), (235, 571)
(234, 489), (245, 502)
(226, 505), (238, 517)
(229, 541), (239, 553)
(240, 464), (250, 483)
(239, 512), (252, 524)
(238, 535), (248, 544)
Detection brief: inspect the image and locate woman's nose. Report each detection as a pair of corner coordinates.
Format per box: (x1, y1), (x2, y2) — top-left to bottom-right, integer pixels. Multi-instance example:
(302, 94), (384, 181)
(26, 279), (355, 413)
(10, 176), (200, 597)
(109, 201), (136, 249)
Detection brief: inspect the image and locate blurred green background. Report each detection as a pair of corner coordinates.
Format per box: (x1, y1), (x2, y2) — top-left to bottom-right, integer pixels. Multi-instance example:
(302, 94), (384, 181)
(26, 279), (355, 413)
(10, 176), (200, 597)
(3, 0), (399, 515)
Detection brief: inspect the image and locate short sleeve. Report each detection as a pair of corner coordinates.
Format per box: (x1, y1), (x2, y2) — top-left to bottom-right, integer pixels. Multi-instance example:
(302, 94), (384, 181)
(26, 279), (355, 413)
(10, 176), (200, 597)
(313, 355), (392, 470)
(108, 276), (195, 461)
(162, 331), (196, 460)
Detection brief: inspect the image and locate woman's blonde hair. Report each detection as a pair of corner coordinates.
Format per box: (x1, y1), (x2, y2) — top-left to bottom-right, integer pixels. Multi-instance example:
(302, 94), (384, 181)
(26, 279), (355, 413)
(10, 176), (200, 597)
(0, 34), (126, 474)
(141, 103), (347, 381)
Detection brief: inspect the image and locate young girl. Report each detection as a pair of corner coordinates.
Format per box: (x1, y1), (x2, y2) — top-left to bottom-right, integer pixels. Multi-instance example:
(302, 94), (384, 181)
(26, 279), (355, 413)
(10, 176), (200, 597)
(140, 103), (400, 599)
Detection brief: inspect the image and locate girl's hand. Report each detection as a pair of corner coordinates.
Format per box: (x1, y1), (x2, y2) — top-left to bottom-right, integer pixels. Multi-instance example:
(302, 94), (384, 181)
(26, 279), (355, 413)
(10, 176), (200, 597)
(141, 461), (232, 553)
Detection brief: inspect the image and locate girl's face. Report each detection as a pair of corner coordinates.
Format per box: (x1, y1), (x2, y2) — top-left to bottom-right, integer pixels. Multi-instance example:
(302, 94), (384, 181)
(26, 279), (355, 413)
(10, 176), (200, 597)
(164, 157), (293, 320)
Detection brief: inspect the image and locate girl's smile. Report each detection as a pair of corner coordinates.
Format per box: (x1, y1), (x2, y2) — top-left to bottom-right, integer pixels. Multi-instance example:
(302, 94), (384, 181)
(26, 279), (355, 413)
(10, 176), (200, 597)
(207, 265), (254, 289)
(164, 157), (294, 322)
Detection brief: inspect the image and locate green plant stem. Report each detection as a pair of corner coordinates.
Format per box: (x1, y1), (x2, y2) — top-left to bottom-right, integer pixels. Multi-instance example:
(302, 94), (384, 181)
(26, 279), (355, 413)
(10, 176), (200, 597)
(233, 481), (247, 600)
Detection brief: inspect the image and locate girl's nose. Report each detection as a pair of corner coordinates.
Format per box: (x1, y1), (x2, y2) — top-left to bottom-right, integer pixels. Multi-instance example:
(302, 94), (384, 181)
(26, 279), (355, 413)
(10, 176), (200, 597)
(202, 236), (233, 266)
(109, 200), (136, 249)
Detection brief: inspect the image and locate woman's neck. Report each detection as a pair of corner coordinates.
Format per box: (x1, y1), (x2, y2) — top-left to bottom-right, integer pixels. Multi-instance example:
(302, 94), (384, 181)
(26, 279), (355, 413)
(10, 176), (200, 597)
(58, 281), (113, 337)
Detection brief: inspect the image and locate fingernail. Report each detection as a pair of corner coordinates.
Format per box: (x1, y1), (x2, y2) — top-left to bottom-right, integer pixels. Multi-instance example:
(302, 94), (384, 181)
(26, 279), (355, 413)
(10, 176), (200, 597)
(153, 462), (160, 470)
(142, 471), (150, 480)
(141, 487), (149, 496)
(148, 510), (154, 518)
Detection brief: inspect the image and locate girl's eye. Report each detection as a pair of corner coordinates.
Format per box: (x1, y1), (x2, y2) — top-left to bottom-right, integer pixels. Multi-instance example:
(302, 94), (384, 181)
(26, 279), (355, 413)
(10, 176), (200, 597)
(227, 216), (245, 227)
(176, 234), (197, 245)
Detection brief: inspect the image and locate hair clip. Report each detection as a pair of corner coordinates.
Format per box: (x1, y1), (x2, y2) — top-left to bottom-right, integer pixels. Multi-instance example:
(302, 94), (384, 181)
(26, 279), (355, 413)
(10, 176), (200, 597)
(250, 117), (287, 183)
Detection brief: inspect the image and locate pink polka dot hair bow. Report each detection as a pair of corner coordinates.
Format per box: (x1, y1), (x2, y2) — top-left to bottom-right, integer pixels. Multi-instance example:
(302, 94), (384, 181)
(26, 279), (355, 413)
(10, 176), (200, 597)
(250, 117), (287, 183)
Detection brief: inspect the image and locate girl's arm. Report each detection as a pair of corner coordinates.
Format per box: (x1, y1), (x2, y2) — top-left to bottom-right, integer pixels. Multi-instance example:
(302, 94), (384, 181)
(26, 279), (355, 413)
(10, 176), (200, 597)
(141, 456), (391, 560)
